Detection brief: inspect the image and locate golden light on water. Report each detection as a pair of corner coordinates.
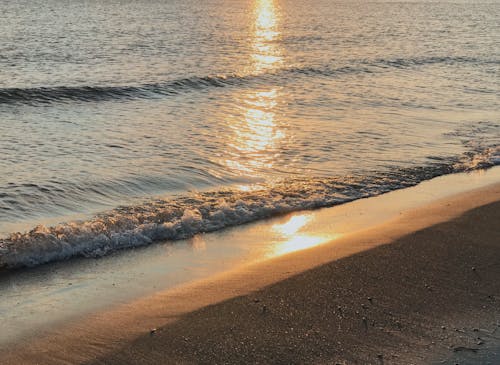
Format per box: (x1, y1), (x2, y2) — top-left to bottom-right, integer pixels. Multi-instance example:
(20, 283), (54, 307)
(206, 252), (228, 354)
(230, 89), (283, 154)
(225, 87), (284, 173)
(224, 0), (285, 177)
(255, 0), (277, 31)
(252, 0), (282, 72)
(269, 214), (340, 257)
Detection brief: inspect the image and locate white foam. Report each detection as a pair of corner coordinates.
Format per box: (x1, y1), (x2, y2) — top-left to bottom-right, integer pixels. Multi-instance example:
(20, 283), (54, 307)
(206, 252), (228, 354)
(1, 150), (498, 269)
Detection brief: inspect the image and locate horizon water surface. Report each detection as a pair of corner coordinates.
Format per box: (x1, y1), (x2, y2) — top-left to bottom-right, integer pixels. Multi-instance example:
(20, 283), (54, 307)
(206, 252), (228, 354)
(1, 0), (499, 269)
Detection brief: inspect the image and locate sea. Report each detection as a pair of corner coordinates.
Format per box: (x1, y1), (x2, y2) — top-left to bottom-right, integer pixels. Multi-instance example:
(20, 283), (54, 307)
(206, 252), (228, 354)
(1, 0), (499, 269)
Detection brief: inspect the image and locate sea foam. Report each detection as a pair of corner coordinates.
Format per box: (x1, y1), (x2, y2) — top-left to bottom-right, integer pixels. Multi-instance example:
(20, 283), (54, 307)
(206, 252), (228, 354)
(0, 146), (498, 269)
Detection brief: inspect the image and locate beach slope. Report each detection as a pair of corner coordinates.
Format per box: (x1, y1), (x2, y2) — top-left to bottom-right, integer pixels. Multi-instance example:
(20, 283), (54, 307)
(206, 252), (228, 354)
(2, 184), (499, 364)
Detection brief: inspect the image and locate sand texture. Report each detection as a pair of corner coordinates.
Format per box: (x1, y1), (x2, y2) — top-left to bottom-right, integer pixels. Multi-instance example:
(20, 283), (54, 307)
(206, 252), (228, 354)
(1, 184), (499, 364)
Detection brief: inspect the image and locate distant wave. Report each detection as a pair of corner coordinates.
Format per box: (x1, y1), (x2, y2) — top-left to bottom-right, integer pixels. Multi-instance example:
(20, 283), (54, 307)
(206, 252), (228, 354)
(0, 75), (244, 105)
(0, 146), (498, 269)
(367, 55), (497, 69)
(0, 56), (496, 106)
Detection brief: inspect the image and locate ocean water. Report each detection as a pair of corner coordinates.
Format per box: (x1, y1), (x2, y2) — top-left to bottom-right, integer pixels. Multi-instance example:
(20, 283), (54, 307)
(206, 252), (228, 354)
(0, 0), (499, 269)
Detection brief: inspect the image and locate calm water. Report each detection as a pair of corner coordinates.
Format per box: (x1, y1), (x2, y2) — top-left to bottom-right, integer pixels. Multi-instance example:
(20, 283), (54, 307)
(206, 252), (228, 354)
(0, 0), (499, 268)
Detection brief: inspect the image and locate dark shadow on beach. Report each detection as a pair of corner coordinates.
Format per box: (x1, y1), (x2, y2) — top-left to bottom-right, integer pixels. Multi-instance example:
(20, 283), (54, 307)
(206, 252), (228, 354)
(86, 201), (500, 364)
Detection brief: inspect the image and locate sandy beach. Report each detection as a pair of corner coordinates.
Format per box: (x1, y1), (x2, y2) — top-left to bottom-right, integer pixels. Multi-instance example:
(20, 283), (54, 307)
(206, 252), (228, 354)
(2, 0), (499, 364)
(0, 181), (498, 364)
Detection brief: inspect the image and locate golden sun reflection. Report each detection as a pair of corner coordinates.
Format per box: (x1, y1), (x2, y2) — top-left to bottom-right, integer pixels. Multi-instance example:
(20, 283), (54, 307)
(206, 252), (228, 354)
(273, 214), (311, 236)
(252, 0), (283, 72)
(190, 235), (207, 251)
(223, 0), (285, 177)
(272, 235), (329, 256)
(256, 0), (277, 30)
(226, 87), (284, 173)
(269, 214), (341, 257)
(231, 89), (283, 151)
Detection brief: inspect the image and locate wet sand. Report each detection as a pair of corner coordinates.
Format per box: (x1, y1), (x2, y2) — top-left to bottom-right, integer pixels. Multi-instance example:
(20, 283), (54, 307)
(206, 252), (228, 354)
(1, 183), (499, 364)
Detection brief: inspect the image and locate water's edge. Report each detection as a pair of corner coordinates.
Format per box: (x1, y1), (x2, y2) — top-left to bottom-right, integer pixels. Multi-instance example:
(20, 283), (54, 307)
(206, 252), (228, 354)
(1, 146), (498, 270)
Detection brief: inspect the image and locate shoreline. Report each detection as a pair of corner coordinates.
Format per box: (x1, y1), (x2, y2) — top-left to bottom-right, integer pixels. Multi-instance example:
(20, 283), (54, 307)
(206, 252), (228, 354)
(3, 158), (499, 271)
(1, 168), (499, 348)
(1, 179), (499, 364)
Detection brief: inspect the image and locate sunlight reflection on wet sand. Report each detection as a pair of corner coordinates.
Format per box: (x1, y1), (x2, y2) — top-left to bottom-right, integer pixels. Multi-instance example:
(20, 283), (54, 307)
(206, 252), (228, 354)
(269, 213), (341, 257)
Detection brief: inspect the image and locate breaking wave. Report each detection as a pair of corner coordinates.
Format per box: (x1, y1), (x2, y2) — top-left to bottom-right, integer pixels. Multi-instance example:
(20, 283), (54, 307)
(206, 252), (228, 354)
(0, 56), (496, 106)
(0, 146), (498, 269)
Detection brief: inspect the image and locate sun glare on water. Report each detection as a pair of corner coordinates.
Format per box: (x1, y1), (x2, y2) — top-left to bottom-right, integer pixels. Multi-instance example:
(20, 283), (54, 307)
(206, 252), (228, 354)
(223, 0), (286, 177)
(252, 0), (282, 72)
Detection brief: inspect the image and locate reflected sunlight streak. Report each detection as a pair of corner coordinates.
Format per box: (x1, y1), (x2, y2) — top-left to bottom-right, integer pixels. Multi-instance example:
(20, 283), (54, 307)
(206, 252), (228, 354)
(190, 235), (207, 251)
(252, 0), (282, 72)
(273, 214), (311, 236)
(224, 0), (285, 178)
(269, 214), (341, 257)
(272, 235), (329, 256)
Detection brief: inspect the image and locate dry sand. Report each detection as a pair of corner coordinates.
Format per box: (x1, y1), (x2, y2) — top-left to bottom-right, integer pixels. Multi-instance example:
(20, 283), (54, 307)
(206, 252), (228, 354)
(1, 184), (499, 364)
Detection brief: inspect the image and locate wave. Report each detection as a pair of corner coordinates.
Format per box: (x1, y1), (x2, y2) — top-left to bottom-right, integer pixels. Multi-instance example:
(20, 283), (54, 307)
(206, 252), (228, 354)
(0, 75), (244, 106)
(367, 56), (497, 69)
(0, 56), (496, 106)
(0, 146), (498, 270)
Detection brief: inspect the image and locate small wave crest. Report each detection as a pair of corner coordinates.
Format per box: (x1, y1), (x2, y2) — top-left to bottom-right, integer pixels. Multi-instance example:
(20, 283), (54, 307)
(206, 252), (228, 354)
(368, 56), (495, 69)
(0, 146), (498, 269)
(0, 75), (244, 106)
(0, 56), (495, 106)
